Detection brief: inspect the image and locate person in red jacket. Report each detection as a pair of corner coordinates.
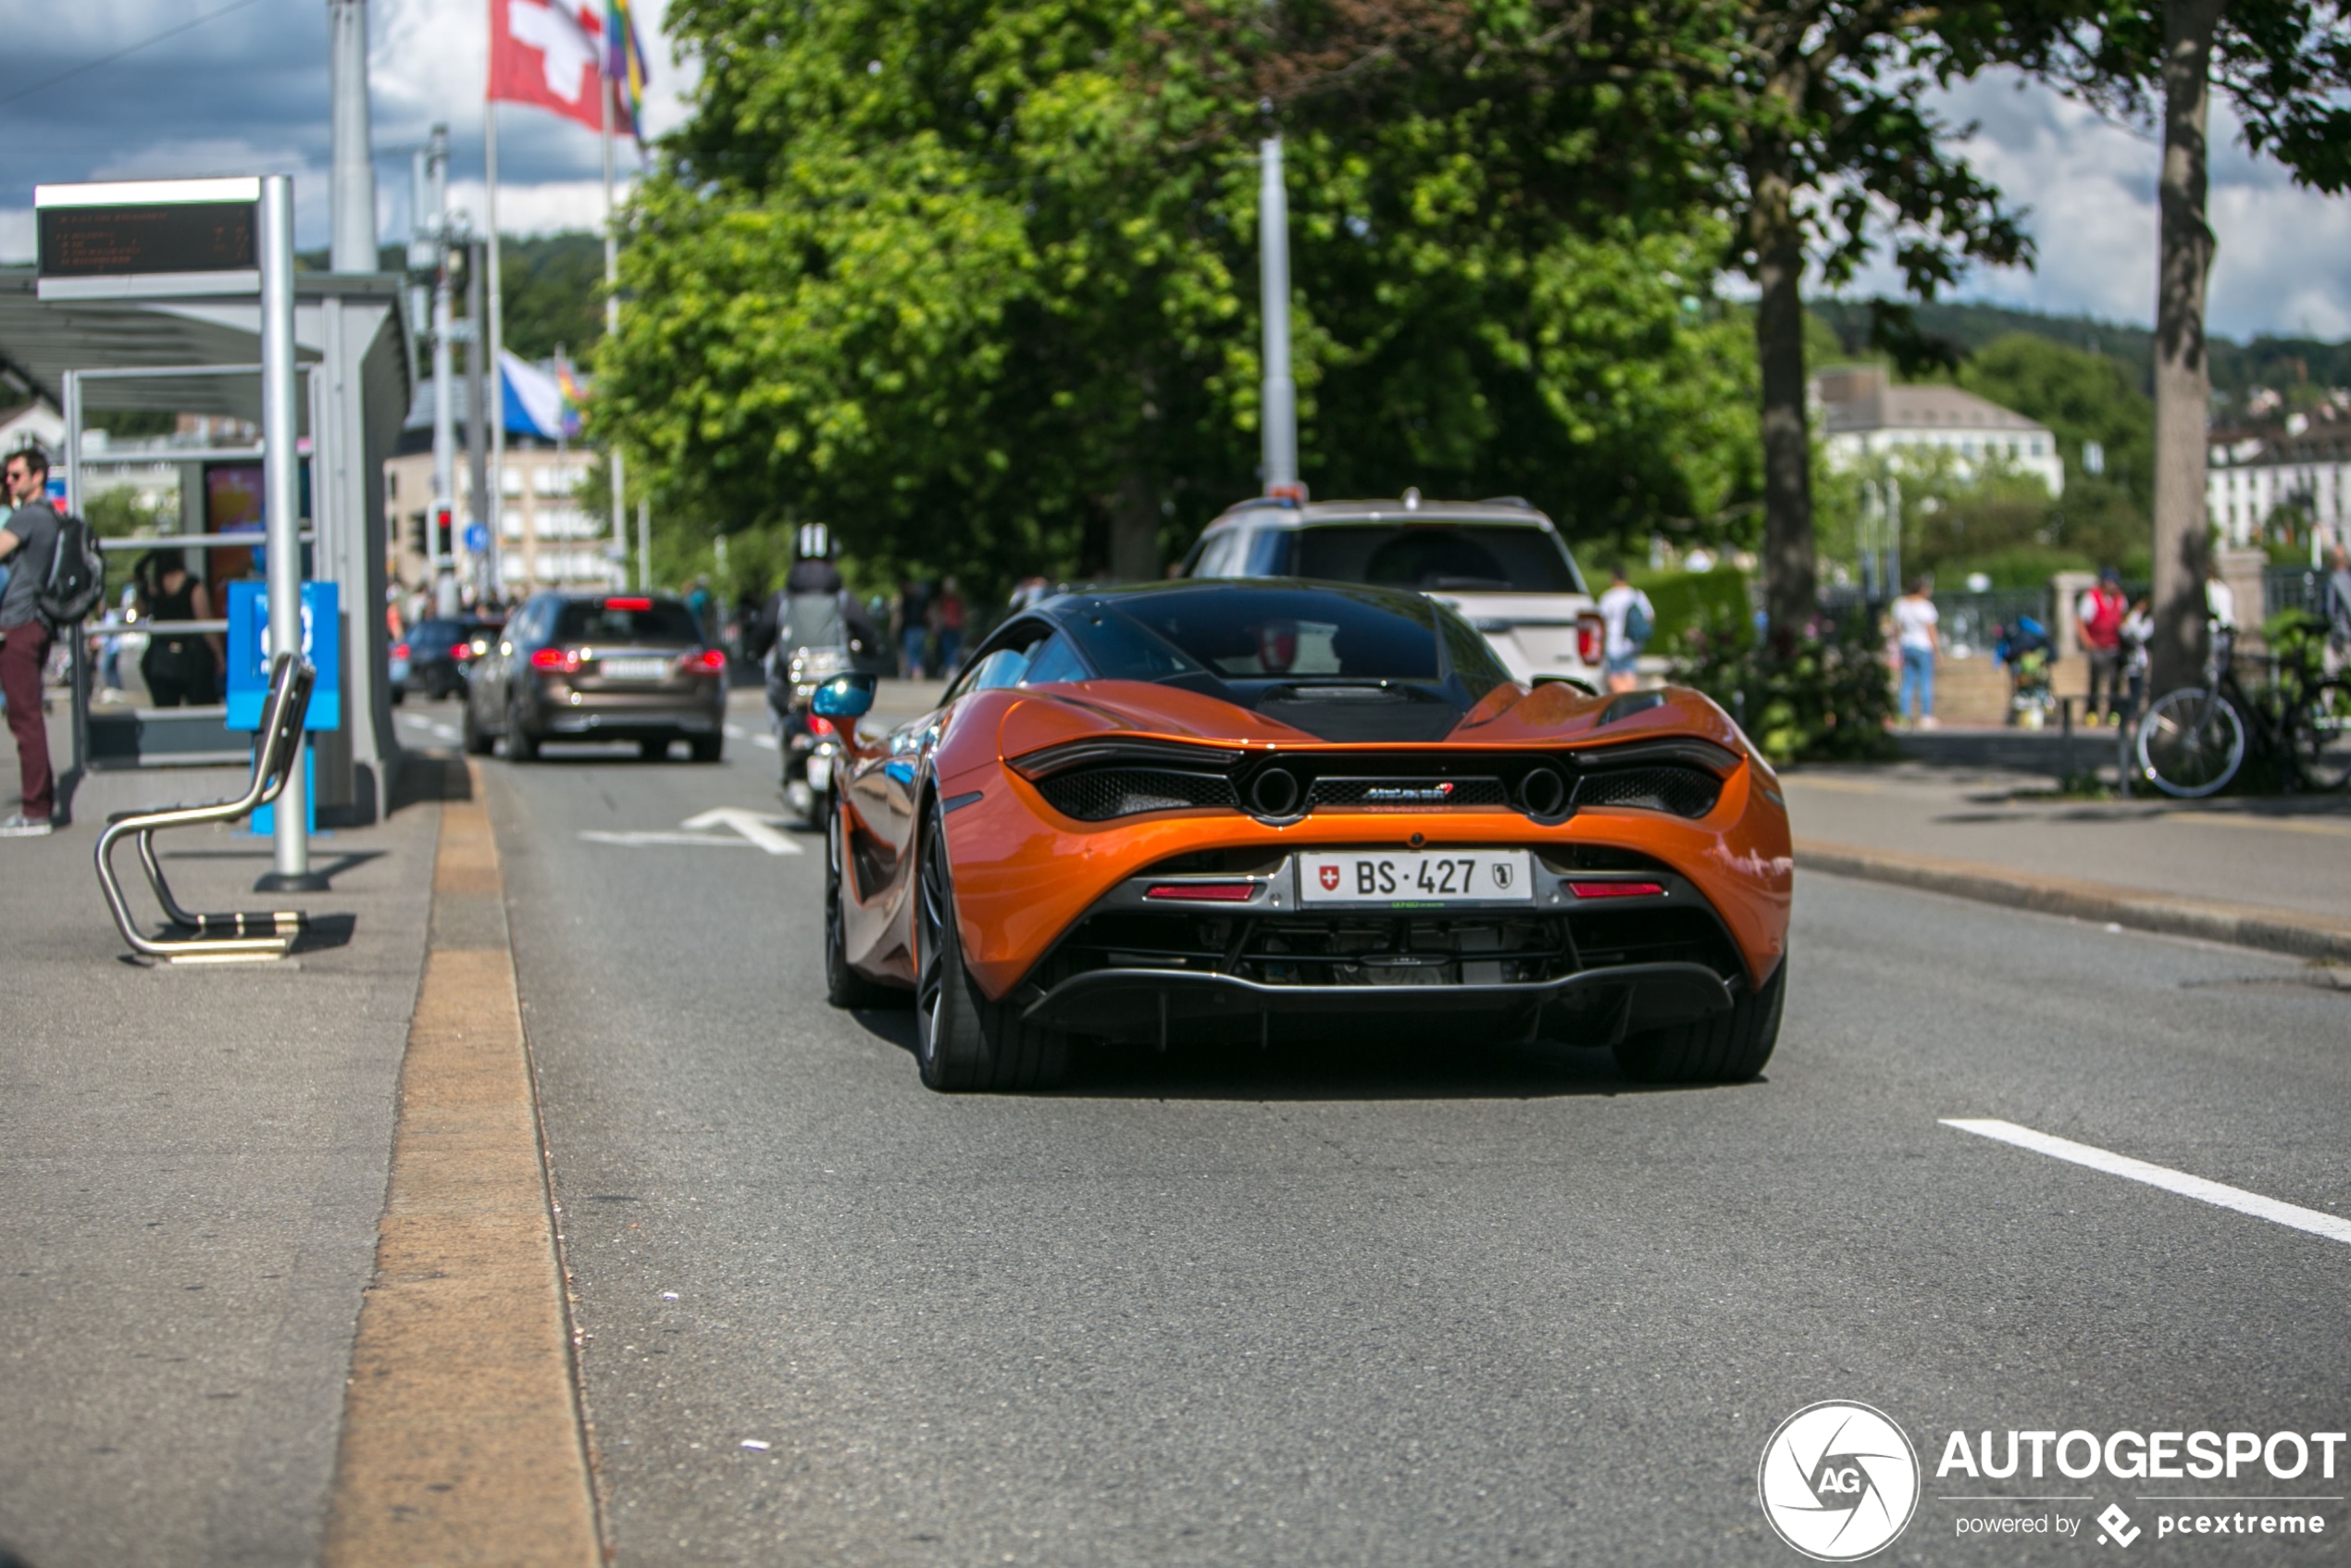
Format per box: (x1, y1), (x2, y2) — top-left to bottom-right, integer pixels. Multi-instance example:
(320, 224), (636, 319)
(2077, 566), (2130, 726)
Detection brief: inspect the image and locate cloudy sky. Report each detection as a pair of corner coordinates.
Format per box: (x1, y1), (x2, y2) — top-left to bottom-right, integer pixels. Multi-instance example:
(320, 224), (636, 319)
(0, 1), (2344, 341)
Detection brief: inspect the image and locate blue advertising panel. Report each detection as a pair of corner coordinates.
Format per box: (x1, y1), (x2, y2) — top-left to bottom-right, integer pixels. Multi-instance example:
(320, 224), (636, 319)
(225, 579), (341, 731)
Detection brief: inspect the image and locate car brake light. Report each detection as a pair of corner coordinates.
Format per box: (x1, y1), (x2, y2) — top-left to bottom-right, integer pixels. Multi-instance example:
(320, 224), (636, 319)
(1575, 613), (1604, 666)
(605, 596), (653, 611)
(453, 642), (473, 660)
(530, 647), (580, 672)
(807, 714), (835, 737)
(695, 648), (727, 671)
(1569, 880), (1664, 899)
(1144, 881), (1259, 902)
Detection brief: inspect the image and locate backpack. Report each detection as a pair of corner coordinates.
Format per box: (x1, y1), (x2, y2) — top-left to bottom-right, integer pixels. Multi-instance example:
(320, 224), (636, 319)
(1623, 596), (1653, 648)
(35, 509), (106, 628)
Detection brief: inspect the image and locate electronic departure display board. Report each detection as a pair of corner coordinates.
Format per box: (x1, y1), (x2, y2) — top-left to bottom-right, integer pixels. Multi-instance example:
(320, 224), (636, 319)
(33, 178), (263, 300)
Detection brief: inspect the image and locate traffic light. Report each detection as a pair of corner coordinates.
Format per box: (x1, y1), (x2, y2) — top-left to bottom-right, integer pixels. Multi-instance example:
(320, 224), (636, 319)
(434, 504), (453, 558)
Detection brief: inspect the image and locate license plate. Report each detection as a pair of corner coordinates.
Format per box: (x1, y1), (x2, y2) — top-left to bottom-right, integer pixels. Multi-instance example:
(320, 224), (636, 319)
(598, 656), (670, 681)
(1298, 851), (1534, 905)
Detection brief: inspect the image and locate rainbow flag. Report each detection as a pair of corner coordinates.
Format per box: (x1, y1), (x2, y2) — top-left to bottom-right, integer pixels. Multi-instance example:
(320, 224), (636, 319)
(555, 358), (588, 439)
(604, 0), (652, 145)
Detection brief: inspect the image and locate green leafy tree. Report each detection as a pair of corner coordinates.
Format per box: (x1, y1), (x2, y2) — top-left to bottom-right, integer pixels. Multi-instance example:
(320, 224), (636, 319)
(601, 0), (1763, 599)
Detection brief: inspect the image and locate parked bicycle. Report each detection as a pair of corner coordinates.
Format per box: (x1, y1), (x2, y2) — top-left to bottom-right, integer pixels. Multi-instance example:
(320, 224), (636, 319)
(2134, 616), (2351, 797)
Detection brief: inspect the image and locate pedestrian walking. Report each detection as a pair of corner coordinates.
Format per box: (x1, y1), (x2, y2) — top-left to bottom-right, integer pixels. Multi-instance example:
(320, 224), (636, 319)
(932, 577), (966, 678)
(1893, 576), (1939, 728)
(896, 577), (931, 679)
(2323, 543), (2351, 678)
(2077, 566), (2129, 725)
(0, 447), (62, 833)
(135, 549), (222, 706)
(1594, 563), (1655, 695)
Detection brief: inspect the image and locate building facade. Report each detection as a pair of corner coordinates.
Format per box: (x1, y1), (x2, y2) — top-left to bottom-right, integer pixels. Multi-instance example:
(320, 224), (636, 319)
(2207, 412), (2350, 550)
(1812, 365), (2067, 496)
(382, 442), (621, 599)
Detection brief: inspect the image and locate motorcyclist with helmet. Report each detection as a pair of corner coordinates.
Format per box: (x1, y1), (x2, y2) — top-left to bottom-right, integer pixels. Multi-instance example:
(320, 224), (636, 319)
(753, 524), (885, 822)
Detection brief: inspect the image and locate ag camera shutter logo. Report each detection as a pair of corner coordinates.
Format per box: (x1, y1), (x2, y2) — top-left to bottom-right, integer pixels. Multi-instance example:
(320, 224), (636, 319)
(1759, 1400), (1921, 1561)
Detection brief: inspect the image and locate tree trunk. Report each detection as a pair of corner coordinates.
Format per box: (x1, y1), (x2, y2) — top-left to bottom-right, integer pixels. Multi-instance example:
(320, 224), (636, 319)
(1750, 141), (1817, 642)
(2148, 0), (2230, 697)
(1110, 470), (1162, 583)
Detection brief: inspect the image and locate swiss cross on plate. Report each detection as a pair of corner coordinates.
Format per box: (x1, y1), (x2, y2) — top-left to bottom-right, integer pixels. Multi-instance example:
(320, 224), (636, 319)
(1319, 865), (1340, 890)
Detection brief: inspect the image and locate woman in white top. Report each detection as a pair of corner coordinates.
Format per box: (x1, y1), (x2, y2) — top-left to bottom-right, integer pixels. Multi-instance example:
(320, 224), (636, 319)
(1892, 577), (1939, 728)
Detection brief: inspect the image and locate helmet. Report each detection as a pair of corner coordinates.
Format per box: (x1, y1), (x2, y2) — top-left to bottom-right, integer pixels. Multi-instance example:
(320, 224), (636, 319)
(795, 523), (834, 562)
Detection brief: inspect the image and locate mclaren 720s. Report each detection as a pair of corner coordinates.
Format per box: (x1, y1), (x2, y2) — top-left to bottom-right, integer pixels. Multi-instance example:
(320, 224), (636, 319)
(817, 579), (1792, 1092)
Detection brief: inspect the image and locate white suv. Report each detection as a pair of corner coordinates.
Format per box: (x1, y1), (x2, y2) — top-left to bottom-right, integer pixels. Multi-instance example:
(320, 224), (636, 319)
(1176, 494), (1604, 688)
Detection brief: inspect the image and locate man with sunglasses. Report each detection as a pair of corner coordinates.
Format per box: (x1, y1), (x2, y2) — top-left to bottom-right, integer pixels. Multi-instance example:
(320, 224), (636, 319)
(0, 448), (62, 834)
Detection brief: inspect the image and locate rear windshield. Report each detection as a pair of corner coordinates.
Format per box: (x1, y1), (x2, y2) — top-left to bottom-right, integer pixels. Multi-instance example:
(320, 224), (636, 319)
(1292, 523), (1586, 594)
(1069, 584), (1510, 695)
(553, 599), (703, 644)
(407, 620), (466, 652)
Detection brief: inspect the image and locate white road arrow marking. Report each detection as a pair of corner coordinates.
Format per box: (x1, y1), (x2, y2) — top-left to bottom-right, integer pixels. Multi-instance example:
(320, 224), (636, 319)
(680, 807), (802, 855)
(753, 734), (780, 751)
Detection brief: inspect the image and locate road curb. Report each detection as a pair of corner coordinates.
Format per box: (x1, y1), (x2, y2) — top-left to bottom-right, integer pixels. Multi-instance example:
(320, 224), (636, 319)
(321, 757), (603, 1567)
(1793, 836), (2351, 964)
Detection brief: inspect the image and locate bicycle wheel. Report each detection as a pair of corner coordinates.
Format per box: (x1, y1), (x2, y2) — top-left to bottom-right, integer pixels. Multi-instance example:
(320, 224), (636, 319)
(2294, 678), (2351, 791)
(2135, 687), (2245, 798)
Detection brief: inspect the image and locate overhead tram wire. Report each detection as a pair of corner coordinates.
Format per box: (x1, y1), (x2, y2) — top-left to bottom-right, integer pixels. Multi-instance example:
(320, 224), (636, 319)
(0, 0), (268, 109)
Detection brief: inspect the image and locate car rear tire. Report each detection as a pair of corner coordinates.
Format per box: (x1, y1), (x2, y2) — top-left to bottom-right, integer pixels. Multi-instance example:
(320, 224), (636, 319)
(639, 738), (669, 761)
(689, 735), (723, 764)
(461, 699), (493, 756)
(825, 806), (900, 1010)
(506, 705), (540, 762)
(914, 803), (1067, 1092)
(1611, 954), (1785, 1085)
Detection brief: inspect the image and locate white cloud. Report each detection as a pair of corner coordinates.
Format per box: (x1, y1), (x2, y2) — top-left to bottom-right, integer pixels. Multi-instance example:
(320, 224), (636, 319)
(1837, 68), (2351, 340)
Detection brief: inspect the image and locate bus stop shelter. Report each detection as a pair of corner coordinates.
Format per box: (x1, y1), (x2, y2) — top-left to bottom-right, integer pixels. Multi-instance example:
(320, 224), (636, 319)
(0, 266), (409, 825)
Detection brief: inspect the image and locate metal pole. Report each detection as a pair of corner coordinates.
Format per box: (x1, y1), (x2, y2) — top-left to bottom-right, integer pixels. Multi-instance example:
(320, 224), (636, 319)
(59, 371), (85, 827)
(257, 175), (323, 891)
(465, 237), (492, 604)
(328, 0), (376, 273)
(1258, 136), (1298, 496)
(603, 75), (626, 588)
(426, 124), (456, 615)
(637, 497), (650, 591)
(486, 103), (507, 602)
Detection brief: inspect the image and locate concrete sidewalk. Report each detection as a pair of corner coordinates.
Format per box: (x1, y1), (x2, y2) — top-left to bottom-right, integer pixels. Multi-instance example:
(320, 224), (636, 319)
(1784, 743), (2351, 961)
(0, 745), (446, 1567)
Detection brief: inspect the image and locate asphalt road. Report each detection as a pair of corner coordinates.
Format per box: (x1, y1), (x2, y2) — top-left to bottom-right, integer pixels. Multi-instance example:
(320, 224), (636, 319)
(457, 691), (2351, 1566)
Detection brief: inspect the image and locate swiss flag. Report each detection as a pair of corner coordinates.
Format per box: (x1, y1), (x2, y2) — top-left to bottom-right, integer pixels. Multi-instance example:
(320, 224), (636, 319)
(489, 0), (632, 137)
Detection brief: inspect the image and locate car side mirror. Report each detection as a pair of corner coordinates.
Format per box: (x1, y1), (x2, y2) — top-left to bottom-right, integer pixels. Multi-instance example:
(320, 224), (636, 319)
(811, 672), (877, 719)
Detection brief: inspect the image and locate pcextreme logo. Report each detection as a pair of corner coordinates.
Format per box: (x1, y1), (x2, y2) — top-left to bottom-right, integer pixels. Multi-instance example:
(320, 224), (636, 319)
(1759, 1401), (1922, 1562)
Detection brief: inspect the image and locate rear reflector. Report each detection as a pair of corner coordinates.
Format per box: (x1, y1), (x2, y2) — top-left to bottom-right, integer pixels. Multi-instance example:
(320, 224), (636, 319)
(1144, 881), (1258, 902)
(1568, 880), (1665, 899)
(807, 714), (835, 737)
(605, 596), (653, 611)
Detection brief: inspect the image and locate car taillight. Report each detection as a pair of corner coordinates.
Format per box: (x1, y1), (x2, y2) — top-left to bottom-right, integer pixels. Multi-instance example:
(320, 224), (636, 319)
(530, 647), (580, 672)
(1144, 882), (1259, 902)
(606, 596), (653, 611)
(807, 714), (835, 737)
(392, 643), (408, 660)
(1568, 880), (1665, 900)
(1575, 613), (1604, 666)
(694, 648), (728, 672)
(453, 642), (473, 661)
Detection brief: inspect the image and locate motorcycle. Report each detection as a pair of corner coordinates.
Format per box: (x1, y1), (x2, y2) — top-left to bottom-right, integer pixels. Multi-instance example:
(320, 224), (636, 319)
(765, 592), (880, 825)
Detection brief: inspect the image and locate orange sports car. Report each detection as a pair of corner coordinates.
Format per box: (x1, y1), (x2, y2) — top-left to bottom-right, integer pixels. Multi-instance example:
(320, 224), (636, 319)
(818, 580), (1792, 1092)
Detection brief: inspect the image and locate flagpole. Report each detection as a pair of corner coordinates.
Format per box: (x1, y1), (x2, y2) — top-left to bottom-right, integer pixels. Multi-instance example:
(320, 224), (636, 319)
(485, 99), (506, 604)
(602, 69), (625, 591)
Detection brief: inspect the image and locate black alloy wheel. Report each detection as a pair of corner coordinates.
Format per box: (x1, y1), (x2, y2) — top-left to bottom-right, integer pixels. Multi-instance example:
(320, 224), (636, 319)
(914, 803), (1066, 1092)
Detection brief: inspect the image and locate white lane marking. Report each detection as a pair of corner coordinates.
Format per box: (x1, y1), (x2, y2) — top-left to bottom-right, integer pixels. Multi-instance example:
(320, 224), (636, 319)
(680, 807), (802, 855)
(725, 723), (746, 738)
(578, 830), (752, 850)
(753, 734), (779, 751)
(1943, 1118), (2351, 1247)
